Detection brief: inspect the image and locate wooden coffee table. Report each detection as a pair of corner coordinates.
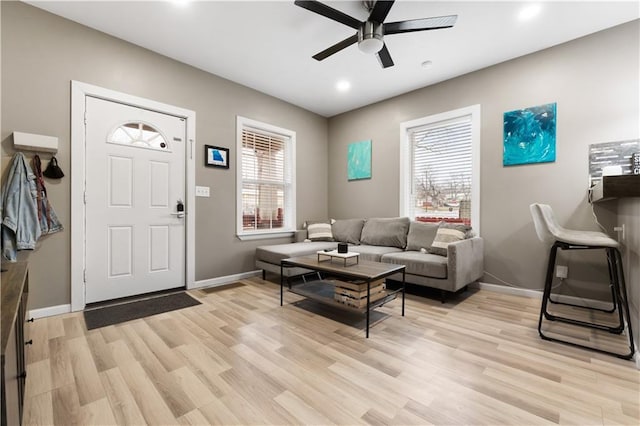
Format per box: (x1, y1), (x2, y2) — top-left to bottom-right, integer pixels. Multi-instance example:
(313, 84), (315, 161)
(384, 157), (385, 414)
(280, 255), (406, 338)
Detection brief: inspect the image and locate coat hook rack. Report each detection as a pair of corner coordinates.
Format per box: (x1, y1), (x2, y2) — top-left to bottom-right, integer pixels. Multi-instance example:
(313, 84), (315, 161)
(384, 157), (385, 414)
(12, 131), (58, 153)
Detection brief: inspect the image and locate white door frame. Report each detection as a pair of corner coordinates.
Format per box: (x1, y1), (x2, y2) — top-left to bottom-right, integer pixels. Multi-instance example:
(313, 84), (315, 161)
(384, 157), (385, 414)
(70, 81), (196, 312)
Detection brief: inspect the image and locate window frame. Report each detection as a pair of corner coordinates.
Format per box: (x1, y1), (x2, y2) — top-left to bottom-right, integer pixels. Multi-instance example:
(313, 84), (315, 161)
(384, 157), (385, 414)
(236, 116), (296, 240)
(399, 105), (481, 234)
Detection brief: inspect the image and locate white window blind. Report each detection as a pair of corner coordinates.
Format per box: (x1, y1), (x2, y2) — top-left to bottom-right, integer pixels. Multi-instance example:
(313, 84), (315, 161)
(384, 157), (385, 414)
(408, 115), (473, 225)
(237, 117), (295, 238)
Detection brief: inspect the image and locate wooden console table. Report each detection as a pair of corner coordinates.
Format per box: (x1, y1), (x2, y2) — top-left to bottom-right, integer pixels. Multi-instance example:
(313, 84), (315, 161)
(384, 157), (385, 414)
(1, 262), (30, 426)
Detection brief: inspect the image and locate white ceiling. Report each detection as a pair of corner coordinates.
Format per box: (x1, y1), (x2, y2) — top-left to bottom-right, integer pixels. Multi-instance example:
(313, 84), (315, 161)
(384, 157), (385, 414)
(27, 1), (639, 117)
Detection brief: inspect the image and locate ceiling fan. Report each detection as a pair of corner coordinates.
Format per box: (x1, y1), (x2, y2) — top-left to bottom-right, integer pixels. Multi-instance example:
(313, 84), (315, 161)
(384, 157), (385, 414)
(294, 0), (457, 68)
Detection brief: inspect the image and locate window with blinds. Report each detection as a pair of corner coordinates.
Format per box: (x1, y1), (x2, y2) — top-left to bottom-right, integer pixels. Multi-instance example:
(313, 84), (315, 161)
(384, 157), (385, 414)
(236, 117), (295, 238)
(400, 105), (480, 230)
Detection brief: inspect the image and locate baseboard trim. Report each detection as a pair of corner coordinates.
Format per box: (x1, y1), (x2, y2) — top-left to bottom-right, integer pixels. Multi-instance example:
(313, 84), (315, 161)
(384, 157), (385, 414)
(191, 270), (262, 290)
(473, 281), (615, 310)
(28, 304), (72, 320)
(472, 281), (541, 299)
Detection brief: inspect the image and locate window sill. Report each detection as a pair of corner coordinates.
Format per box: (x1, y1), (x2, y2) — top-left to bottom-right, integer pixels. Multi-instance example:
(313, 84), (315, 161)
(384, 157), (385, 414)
(237, 231), (294, 241)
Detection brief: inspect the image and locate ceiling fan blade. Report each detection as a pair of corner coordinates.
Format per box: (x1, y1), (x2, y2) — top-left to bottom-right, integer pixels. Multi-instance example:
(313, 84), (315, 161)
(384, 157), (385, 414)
(376, 43), (394, 68)
(384, 15), (457, 34)
(312, 33), (358, 61)
(368, 0), (395, 24)
(294, 0), (362, 30)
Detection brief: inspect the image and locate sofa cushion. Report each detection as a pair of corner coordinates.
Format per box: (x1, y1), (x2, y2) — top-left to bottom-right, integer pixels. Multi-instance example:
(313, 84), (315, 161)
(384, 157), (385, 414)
(381, 251), (448, 279)
(304, 221), (334, 241)
(255, 241), (337, 265)
(360, 217), (410, 249)
(406, 221), (440, 251)
(349, 245), (403, 262)
(332, 219), (365, 244)
(428, 223), (472, 256)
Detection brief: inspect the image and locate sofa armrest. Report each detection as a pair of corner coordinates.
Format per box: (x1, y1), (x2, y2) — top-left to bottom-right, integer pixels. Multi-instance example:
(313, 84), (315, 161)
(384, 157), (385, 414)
(294, 229), (307, 243)
(447, 237), (484, 287)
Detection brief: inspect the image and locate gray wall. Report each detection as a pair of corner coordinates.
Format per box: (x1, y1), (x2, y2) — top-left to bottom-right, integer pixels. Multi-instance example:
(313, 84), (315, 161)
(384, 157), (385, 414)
(328, 21), (639, 299)
(1, 2), (329, 309)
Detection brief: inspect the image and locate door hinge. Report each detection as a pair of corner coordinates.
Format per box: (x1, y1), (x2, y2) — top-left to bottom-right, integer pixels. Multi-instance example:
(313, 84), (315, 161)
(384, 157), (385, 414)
(83, 269), (86, 283)
(83, 191), (87, 204)
(84, 111), (87, 125)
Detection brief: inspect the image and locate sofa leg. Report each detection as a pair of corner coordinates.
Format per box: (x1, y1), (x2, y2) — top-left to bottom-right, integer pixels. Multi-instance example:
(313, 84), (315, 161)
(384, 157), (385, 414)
(440, 290), (447, 304)
(262, 270), (266, 280)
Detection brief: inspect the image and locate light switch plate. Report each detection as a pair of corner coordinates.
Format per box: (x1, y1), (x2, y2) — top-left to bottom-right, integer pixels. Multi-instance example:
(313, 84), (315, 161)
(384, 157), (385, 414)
(195, 186), (210, 197)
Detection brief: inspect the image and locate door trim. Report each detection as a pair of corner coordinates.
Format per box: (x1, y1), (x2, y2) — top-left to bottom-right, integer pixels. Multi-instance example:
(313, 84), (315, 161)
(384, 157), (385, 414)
(70, 81), (196, 312)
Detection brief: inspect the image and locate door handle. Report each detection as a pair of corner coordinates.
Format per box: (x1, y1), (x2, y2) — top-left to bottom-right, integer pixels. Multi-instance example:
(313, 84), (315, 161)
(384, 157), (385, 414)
(172, 199), (185, 218)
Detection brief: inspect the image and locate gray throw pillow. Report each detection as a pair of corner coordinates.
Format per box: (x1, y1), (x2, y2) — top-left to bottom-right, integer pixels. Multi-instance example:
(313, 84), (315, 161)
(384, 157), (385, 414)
(360, 217), (410, 249)
(332, 219), (365, 244)
(428, 223), (472, 256)
(406, 221), (441, 251)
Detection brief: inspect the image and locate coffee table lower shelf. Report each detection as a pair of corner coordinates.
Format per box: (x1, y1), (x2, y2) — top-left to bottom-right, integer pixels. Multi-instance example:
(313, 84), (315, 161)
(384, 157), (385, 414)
(280, 255), (405, 337)
(288, 280), (399, 314)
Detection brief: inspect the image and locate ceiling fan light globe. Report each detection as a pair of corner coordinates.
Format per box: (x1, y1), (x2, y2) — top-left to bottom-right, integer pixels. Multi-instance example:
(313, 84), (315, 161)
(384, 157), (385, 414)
(358, 37), (383, 54)
(358, 21), (384, 54)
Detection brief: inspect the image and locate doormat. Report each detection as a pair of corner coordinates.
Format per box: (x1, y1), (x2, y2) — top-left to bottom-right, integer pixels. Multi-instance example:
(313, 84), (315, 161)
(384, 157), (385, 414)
(84, 292), (201, 330)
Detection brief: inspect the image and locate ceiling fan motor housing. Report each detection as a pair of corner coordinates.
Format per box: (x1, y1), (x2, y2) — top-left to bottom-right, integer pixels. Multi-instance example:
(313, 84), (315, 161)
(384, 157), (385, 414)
(358, 21), (384, 54)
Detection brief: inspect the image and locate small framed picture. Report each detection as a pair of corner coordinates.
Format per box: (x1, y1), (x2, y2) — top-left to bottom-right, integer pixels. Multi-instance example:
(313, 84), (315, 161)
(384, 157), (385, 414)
(205, 145), (229, 169)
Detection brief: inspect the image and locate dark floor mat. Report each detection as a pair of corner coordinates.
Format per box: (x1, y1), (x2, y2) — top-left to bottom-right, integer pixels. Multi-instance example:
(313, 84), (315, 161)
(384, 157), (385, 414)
(84, 292), (201, 330)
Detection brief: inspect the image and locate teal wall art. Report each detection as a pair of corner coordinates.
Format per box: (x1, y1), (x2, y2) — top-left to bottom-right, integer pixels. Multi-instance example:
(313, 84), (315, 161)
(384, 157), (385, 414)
(503, 102), (557, 166)
(347, 140), (372, 180)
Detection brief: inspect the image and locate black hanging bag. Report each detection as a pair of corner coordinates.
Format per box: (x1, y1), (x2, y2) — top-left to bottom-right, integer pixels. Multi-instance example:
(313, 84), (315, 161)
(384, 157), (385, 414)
(43, 156), (64, 179)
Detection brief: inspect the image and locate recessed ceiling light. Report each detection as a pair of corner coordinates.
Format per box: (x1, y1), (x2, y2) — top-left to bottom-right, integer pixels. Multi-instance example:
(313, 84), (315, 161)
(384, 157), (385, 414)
(421, 60), (433, 69)
(170, 0), (190, 7)
(518, 4), (542, 21)
(336, 80), (351, 92)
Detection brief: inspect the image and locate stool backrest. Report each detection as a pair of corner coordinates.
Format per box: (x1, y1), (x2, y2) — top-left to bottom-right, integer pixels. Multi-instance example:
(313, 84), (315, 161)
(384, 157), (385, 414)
(530, 203), (559, 245)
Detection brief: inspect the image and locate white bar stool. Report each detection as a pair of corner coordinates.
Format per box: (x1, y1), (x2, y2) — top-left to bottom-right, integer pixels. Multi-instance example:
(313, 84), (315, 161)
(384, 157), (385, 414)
(530, 203), (634, 359)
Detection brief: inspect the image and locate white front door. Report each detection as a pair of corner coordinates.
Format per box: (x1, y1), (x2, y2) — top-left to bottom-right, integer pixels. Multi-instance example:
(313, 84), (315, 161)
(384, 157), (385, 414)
(84, 96), (186, 303)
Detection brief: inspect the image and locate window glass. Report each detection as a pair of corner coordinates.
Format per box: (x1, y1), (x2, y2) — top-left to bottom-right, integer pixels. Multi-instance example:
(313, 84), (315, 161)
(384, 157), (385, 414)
(237, 117), (295, 238)
(410, 116), (472, 225)
(400, 105), (480, 231)
(108, 122), (168, 151)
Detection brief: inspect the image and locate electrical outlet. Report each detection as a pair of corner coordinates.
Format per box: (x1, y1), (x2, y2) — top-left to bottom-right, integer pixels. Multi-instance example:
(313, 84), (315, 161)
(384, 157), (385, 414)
(614, 224), (625, 241)
(195, 186), (210, 197)
(556, 265), (568, 279)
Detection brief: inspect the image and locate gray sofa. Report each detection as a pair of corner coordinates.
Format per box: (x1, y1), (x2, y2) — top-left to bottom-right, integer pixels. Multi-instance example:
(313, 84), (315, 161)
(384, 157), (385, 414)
(255, 217), (484, 300)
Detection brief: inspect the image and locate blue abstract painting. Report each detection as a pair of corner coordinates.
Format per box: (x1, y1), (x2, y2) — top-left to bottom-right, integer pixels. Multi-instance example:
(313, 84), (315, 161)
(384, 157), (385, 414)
(347, 140), (372, 180)
(503, 103), (557, 166)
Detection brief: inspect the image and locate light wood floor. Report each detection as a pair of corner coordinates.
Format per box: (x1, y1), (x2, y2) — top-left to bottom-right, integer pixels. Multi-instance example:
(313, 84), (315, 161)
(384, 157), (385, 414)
(23, 277), (639, 425)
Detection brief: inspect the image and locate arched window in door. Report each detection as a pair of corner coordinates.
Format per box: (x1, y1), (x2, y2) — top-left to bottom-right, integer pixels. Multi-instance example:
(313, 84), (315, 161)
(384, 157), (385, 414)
(108, 121), (170, 151)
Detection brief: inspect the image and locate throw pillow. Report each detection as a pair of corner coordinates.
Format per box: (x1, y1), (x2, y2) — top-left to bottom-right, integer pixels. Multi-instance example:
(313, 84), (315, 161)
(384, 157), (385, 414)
(406, 221), (441, 251)
(331, 218), (365, 244)
(303, 220), (334, 241)
(360, 217), (410, 249)
(428, 223), (472, 256)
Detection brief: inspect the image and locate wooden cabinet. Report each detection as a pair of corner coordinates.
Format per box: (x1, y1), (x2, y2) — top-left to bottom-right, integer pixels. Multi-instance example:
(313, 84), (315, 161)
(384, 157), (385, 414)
(1, 262), (29, 426)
